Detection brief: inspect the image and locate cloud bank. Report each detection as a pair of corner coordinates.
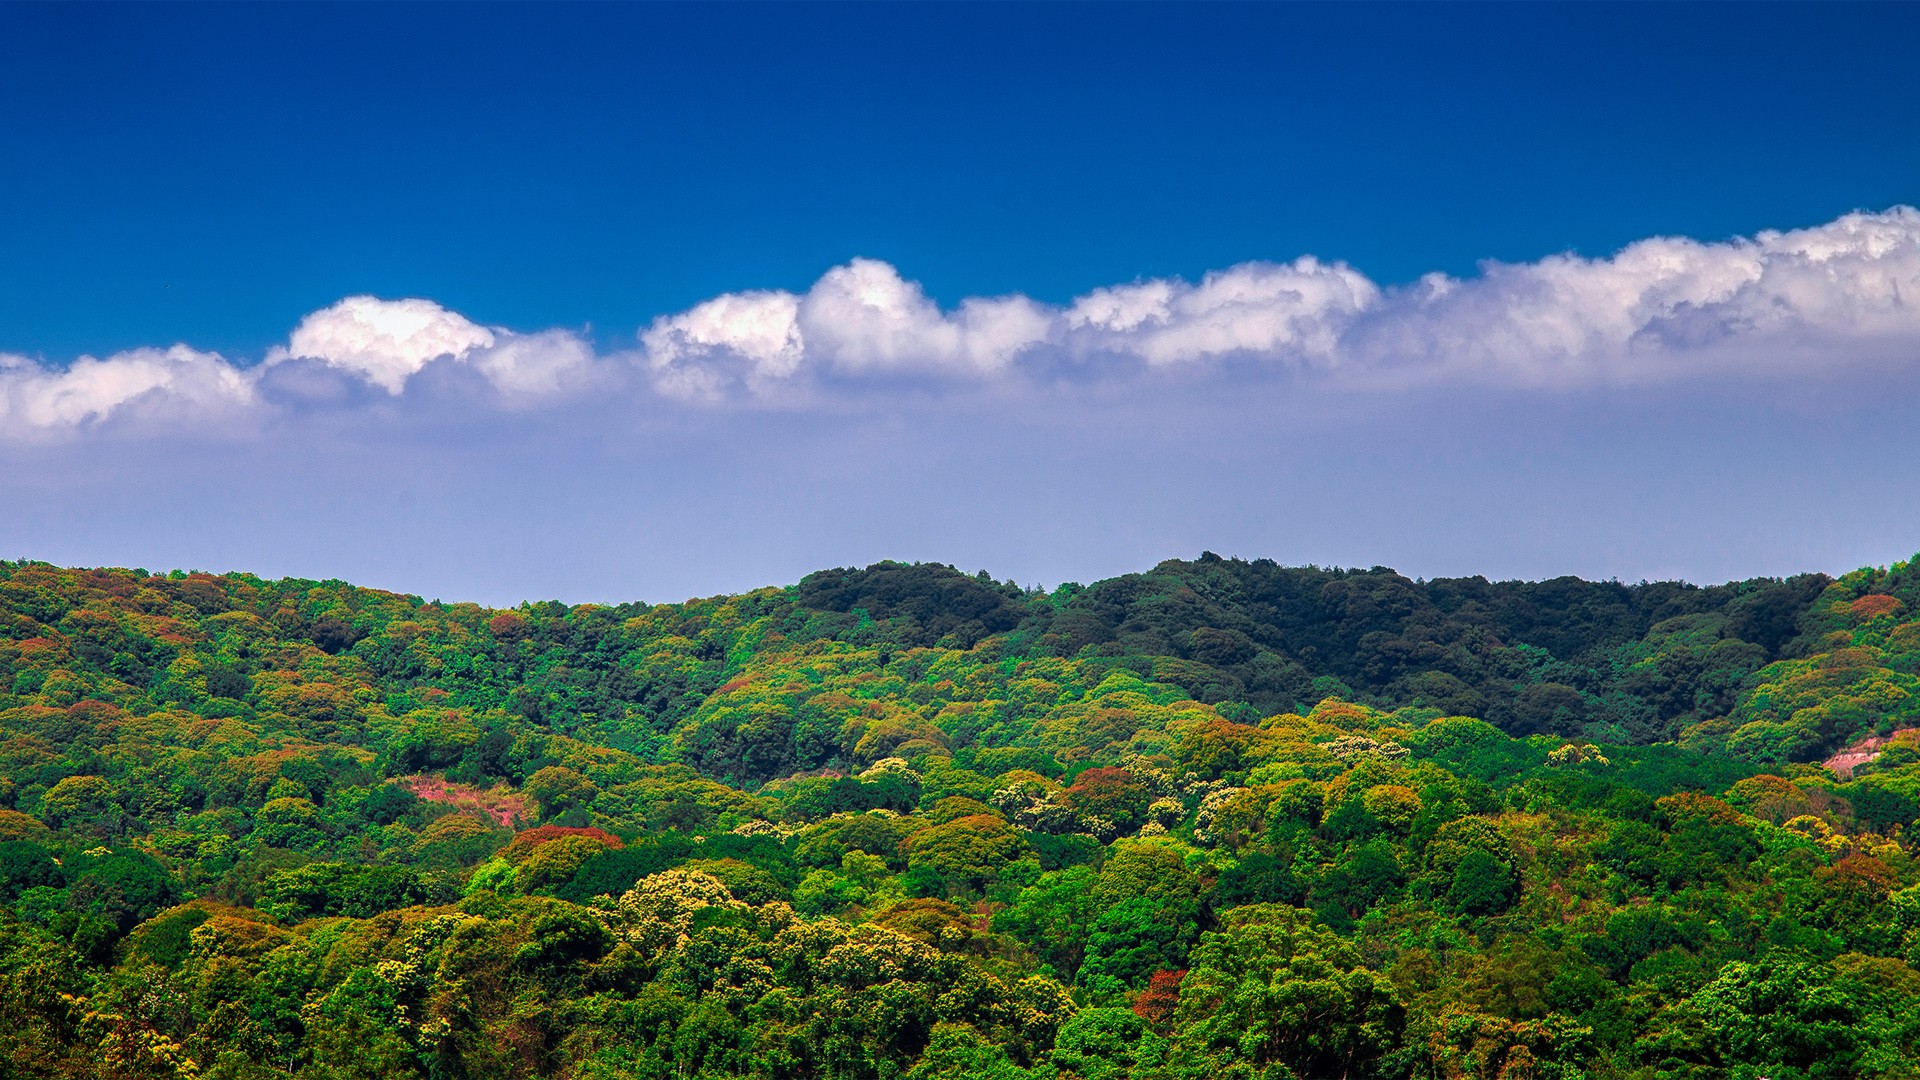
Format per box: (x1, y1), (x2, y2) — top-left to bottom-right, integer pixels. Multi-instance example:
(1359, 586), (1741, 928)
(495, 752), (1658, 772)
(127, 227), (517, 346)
(4, 207), (1917, 434)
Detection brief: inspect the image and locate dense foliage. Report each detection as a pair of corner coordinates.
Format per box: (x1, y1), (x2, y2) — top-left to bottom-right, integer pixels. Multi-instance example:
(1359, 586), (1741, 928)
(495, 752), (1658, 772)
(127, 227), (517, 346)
(3, 554), (1920, 1080)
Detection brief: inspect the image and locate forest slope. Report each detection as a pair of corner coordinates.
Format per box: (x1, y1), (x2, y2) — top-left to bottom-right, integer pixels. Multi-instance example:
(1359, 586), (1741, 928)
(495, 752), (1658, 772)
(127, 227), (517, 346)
(3, 555), (1920, 1080)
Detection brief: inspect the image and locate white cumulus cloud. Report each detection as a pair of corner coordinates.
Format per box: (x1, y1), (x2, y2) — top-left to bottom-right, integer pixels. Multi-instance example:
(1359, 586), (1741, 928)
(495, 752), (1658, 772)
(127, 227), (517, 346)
(0, 345), (254, 433)
(264, 294), (604, 403)
(799, 258), (1052, 374)
(641, 290), (805, 400)
(5, 207), (1919, 434)
(1346, 207), (1920, 386)
(632, 207), (1920, 397)
(465, 330), (602, 401)
(1064, 256), (1380, 367)
(0, 296), (608, 436)
(271, 295), (497, 394)
(638, 259), (1054, 399)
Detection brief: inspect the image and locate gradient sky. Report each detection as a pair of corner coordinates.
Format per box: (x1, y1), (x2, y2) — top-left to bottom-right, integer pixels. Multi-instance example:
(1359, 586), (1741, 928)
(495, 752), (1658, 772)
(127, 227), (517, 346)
(3, 3), (1918, 605)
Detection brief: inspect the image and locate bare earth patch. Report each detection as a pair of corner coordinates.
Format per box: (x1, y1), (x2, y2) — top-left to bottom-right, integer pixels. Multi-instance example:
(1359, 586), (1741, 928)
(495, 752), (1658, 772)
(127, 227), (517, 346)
(1823, 728), (1920, 779)
(398, 775), (530, 829)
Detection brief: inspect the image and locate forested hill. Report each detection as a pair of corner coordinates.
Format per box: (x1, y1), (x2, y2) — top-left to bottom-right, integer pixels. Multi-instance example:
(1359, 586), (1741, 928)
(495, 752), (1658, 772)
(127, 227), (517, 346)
(798, 557), (1837, 747)
(4, 554), (1920, 1080)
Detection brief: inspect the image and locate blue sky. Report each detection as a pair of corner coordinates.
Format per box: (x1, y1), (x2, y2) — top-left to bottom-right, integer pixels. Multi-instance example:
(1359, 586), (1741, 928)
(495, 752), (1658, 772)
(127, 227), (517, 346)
(3, 3), (1919, 604)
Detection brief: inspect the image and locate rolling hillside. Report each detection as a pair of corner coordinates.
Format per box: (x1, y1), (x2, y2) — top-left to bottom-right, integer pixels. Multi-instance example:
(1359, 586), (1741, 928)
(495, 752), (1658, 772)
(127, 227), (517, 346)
(3, 555), (1919, 1080)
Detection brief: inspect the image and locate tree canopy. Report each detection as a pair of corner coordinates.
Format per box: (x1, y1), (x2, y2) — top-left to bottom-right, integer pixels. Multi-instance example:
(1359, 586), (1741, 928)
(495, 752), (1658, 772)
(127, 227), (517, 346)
(3, 554), (1920, 1079)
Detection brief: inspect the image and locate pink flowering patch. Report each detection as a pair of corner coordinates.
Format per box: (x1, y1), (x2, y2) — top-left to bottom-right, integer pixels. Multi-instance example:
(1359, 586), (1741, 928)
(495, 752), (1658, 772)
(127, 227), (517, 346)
(399, 775), (532, 829)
